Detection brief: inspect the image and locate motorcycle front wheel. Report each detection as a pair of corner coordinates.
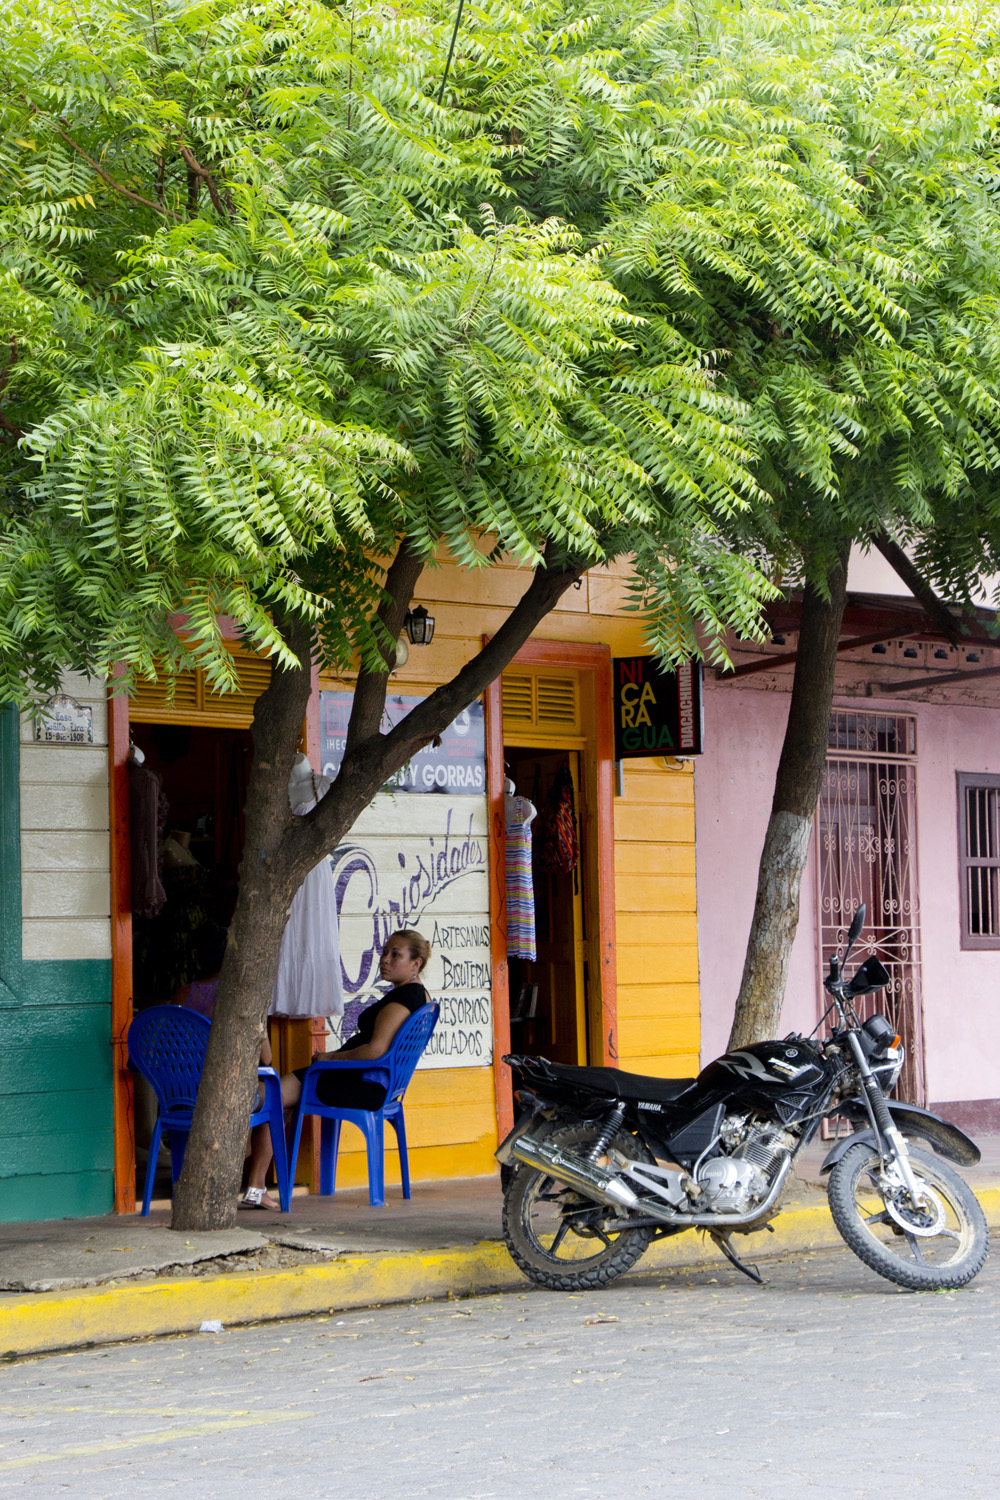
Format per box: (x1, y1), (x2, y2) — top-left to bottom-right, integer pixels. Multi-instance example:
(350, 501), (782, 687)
(828, 1141), (988, 1291)
(502, 1122), (655, 1291)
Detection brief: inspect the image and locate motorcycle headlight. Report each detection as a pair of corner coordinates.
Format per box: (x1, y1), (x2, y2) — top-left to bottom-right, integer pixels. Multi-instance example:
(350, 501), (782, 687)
(874, 1044), (905, 1090)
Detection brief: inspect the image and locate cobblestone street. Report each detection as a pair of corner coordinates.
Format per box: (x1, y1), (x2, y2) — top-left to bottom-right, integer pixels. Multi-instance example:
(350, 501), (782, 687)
(1, 1246), (996, 1499)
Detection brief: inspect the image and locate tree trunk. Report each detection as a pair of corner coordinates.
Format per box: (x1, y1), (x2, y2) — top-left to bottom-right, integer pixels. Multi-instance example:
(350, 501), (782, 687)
(727, 544), (850, 1051)
(171, 552), (584, 1230)
(170, 619), (316, 1231)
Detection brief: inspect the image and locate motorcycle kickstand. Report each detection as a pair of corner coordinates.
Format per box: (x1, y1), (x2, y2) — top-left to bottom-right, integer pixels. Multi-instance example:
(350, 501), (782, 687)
(709, 1231), (766, 1286)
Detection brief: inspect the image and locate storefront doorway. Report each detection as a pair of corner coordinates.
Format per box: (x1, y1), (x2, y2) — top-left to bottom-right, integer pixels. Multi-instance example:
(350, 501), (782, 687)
(505, 747), (587, 1066)
(114, 648), (320, 1205)
(485, 640), (618, 1139)
(129, 723), (250, 1009)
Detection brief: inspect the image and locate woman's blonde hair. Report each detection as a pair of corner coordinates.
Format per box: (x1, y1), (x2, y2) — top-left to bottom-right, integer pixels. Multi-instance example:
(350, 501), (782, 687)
(389, 929), (431, 974)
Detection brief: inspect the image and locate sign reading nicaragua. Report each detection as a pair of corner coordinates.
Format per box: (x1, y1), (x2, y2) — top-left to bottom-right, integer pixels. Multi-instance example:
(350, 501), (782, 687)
(613, 657), (704, 758)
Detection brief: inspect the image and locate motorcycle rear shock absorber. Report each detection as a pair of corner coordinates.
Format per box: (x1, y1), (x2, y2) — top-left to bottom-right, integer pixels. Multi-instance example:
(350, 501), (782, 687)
(587, 1102), (626, 1162)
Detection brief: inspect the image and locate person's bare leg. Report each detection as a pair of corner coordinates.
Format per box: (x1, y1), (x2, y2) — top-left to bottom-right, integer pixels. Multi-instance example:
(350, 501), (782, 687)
(243, 1072), (303, 1208)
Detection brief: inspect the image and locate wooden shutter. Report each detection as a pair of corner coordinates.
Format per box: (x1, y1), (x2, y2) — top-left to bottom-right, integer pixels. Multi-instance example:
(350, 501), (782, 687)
(501, 671), (580, 735)
(129, 650), (271, 728)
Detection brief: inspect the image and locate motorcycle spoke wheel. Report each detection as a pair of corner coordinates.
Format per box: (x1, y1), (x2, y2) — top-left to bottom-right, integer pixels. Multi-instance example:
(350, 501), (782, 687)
(502, 1123), (655, 1292)
(828, 1142), (988, 1291)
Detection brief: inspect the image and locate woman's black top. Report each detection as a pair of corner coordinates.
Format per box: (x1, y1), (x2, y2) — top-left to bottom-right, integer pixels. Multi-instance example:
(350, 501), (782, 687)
(301, 983), (430, 1111)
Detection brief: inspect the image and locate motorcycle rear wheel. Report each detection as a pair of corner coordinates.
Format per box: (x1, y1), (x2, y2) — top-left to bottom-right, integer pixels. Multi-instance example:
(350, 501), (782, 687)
(502, 1122), (655, 1291)
(828, 1141), (988, 1291)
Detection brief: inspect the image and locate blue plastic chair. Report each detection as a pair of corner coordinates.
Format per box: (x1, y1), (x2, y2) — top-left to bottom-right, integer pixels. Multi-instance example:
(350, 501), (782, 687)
(288, 1002), (439, 1207)
(128, 1004), (291, 1214)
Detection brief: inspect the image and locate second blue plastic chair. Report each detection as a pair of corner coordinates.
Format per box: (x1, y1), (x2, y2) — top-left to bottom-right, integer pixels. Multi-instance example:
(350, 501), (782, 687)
(128, 1004), (291, 1214)
(288, 1002), (439, 1207)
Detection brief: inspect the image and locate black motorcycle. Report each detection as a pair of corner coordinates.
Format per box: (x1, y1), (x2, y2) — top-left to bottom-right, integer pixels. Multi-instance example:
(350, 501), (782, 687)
(497, 905), (988, 1293)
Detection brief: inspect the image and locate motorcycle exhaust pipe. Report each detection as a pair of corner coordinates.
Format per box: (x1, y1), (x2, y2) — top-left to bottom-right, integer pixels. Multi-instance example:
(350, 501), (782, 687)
(511, 1133), (797, 1230)
(511, 1134), (642, 1211)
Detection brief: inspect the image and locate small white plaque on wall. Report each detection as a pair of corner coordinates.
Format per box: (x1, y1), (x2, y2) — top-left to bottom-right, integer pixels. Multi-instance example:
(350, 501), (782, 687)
(33, 694), (94, 745)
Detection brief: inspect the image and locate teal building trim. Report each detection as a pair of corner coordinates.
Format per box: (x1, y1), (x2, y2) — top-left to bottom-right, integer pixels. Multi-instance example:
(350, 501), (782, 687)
(0, 708), (114, 1222)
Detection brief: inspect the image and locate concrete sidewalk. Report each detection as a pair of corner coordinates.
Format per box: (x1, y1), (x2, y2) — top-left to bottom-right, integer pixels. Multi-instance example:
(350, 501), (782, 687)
(3, 1142), (999, 1361)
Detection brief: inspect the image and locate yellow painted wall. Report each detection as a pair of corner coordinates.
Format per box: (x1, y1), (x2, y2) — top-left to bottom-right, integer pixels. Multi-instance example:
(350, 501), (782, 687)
(613, 763), (700, 1078)
(320, 553), (700, 1188)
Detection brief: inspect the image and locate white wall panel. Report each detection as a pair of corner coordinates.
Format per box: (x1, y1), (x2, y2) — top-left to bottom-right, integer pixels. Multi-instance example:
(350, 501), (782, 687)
(20, 832), (109, 872)
(22, 918), (112, 961)
(22, 870), (111, 919)
(325, 792), (492, 1069)
(18, 678), (112, 962)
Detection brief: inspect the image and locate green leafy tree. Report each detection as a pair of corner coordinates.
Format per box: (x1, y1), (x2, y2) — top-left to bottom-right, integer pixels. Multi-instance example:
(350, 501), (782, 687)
(3, 0), (1000, 1225)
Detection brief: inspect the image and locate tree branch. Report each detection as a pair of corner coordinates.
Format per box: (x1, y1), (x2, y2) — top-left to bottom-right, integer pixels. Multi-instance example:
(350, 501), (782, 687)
(872, 530), (965, 645)
(178, 145), (228, 218)
(0, 339), (23, 438)
(343, 536), (425, 755)
(25, 103), (176, 219)
(298, 556), (584, 869)
(383, 559), (584, 759)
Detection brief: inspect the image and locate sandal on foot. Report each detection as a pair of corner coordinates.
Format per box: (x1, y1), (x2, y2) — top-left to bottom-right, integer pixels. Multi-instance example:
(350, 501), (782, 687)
(240, 1187), (281, 1211)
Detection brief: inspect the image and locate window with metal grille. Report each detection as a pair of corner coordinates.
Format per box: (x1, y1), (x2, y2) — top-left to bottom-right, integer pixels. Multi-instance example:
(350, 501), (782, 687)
(828, 710), (916, 756)
(957, 773), (1000, 949)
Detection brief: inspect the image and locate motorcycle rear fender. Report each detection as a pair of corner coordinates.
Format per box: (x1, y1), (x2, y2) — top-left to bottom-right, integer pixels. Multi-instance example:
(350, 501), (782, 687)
(821, 1100), (981, 1170)
(495, 1095), (553, 1166)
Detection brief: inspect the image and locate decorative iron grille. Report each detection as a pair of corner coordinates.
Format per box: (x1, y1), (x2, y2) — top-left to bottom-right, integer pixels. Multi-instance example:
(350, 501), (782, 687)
(817, 711), (924, 1103)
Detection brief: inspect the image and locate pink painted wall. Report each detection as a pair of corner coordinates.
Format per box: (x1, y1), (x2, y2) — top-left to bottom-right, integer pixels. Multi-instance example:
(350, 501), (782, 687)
(896, 694), (1000, 1105)
(694, 681), (1000, 1107)
(694, 682), (821, 1067)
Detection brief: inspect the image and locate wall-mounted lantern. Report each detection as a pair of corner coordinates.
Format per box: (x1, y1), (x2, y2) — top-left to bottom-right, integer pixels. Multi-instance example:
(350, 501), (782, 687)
(404, 605), (435, 645)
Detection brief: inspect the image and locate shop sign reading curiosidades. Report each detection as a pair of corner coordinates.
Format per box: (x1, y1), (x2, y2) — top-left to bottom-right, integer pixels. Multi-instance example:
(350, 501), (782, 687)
(320, 692), (492, 1068)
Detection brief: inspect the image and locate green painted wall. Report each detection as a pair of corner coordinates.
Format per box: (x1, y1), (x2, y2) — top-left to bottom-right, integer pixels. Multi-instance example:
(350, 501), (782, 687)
(0, 709), (113, 1223)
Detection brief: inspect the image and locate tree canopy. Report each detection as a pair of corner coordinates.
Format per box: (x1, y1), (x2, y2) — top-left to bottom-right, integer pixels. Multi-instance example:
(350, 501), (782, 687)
(8, 0), (1000, 1225)
(5, 0), (1000, 702)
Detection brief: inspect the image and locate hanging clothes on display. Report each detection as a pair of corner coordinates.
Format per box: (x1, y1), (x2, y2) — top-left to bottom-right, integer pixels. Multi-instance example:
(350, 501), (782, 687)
(536, 759), (579, 874)
(504, 779), (537, 961)
(127, 748), (168, 919)
(270, 754), (345, 1018)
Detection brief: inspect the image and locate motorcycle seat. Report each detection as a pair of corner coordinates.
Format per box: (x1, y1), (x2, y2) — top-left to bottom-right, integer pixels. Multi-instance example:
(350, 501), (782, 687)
(517, 1058), (696, 1105)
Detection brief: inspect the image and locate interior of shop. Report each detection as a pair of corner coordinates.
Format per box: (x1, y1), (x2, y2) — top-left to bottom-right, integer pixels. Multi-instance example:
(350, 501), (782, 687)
(129, 723), (252, 1008)
(125, 723), (253, 1196)
(505, 747), (589, 1067)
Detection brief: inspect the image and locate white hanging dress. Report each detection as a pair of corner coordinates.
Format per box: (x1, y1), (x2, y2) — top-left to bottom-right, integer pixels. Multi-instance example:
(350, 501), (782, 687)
(270, 758), (345, 1018)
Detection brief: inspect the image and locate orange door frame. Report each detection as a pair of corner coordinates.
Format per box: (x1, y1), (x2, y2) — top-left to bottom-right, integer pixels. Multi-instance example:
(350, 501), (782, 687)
(484, 638), (618, 1142)
(108, 677), (135, 1213)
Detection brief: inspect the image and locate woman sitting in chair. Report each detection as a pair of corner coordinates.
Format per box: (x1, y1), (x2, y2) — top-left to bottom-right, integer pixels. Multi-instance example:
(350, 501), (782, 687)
(241, 929), (431, 1210)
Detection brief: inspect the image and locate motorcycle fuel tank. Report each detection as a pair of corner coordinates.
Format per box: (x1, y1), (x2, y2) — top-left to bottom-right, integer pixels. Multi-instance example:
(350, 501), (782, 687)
(698, 1038), (831, 1106)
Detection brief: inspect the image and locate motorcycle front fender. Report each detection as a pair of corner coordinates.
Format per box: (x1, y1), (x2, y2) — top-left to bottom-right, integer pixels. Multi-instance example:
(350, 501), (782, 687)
(821, 1100), (982, 1171)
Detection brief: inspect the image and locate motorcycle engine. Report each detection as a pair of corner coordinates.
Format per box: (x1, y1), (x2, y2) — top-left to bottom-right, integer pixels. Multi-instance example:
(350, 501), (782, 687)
(695, 1116), (797, 1214)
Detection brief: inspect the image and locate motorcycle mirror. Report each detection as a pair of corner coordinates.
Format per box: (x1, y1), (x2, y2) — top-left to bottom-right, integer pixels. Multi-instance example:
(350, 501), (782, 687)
(848, 955), (891, 996)
(839, 900), (869, 972)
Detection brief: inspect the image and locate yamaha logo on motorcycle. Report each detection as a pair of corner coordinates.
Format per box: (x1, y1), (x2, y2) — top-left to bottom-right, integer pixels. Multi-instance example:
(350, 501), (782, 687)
(496, 904), (988, 1294)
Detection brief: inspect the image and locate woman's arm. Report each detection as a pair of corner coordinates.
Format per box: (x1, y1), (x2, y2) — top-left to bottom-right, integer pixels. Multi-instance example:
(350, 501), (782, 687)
(323, 1001), (411, 1062)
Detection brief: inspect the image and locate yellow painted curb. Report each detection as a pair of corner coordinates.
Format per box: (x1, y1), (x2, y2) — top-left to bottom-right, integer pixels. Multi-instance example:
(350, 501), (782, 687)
(3, 1187), (998, 1361)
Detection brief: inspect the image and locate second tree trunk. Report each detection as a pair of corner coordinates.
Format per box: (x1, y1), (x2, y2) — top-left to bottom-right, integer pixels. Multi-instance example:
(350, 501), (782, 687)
(728, 546), (850, 1050)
